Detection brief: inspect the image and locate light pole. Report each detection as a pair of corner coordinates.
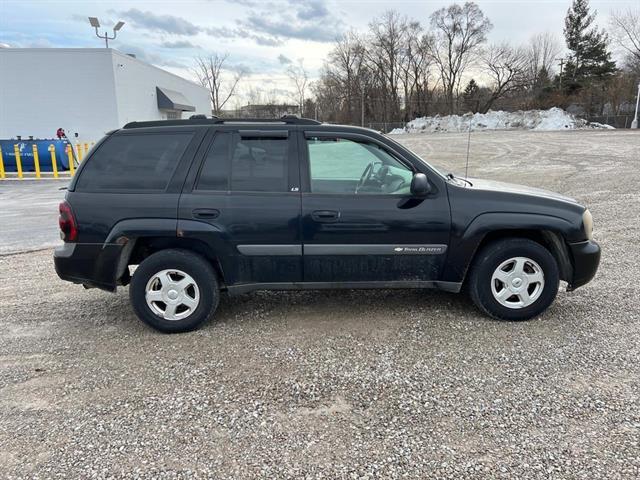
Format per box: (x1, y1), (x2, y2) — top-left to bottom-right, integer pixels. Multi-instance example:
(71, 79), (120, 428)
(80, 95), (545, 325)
(556, 57), (564, 91)
(632, 82), (640, 129)
(88, 17), (125, 48)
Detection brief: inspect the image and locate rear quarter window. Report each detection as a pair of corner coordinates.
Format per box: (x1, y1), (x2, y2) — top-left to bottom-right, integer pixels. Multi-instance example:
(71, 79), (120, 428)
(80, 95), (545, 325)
(75, 132), (193, 191)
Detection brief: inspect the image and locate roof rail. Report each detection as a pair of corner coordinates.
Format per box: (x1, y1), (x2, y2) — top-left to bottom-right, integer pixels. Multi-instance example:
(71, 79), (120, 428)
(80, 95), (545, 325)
(123, 114), (321, 129)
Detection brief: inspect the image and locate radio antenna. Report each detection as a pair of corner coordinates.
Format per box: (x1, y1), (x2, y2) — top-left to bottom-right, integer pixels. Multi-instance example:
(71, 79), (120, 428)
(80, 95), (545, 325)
(464, 115), (472, 179)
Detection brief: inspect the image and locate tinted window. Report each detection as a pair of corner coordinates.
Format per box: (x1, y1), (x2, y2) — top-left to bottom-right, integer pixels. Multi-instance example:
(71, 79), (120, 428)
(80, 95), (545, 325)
(307, 137), (413, 195)
(231, 136), (288, 192)
(196, 132), (230, 190)
(76, 133), (192, 191)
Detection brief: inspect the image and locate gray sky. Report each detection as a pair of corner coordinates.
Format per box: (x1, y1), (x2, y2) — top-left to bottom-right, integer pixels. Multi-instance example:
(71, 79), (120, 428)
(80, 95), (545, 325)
(1, 0), (636, 104)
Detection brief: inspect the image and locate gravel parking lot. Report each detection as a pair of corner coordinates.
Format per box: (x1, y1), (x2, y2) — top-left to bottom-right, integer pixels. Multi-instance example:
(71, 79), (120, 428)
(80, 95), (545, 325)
(1, 130), (639, 479)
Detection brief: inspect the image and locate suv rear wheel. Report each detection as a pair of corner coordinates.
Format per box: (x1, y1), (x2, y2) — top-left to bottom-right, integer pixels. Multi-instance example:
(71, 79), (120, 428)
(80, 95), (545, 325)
(129, 249), (219, 333)
(468, 238), (559, 321)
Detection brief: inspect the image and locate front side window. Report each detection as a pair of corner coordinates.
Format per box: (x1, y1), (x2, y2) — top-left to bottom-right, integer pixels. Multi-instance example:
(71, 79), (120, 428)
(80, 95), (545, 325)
(306, 137), (413, 195)
(76, 132), (193, 191)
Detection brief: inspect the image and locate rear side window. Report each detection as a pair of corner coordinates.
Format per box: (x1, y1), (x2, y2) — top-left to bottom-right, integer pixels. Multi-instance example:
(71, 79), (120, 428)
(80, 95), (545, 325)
(196, 132), (289, 193)
(76, 133), (193, 191)
(231, 136), (288, 192)
(197, 132), (230, 191)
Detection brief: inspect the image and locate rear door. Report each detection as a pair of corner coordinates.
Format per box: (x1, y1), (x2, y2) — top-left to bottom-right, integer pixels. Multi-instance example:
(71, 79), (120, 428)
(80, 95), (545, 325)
(178, 127), (302, 287)
(299, 131), (451, 284)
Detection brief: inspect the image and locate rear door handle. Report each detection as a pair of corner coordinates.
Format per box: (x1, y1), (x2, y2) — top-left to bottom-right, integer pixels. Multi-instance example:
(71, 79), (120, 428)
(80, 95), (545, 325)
(311, 210), (340, 222)
(192, 208), (220, 219)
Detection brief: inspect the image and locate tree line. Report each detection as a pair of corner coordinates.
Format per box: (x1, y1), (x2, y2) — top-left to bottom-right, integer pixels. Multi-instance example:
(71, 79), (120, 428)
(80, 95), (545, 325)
(195, 0), (640, 126)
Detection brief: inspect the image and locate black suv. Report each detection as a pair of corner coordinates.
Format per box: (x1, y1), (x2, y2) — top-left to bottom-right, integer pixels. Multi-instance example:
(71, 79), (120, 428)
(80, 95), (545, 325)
(54, 116), (600, 332)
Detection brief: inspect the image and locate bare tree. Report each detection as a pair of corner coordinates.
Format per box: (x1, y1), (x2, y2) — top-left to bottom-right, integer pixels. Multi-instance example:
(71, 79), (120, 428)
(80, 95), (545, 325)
(287, 59), (309, 115)
(399, 22), (434, 120)
(193, 53), (244, 115)
(326, 31), (368, 124)
(527, 32), (561, 82)
(427, 2), (493, 114)
(366, 10), (410, 121)
(609, 8), (640, 64)
(480, 43), (529, 112)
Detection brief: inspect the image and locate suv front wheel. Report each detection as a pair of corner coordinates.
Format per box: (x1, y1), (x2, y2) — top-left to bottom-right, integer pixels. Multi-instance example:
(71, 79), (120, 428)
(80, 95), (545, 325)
(129, 249), (220, 333)
(468, 238), (560, 321)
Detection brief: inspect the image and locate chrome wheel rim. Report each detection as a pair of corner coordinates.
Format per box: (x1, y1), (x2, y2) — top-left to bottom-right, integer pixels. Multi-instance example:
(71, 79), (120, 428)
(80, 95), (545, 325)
(491, 257), (544, 309)
(145, 269), (200, 321)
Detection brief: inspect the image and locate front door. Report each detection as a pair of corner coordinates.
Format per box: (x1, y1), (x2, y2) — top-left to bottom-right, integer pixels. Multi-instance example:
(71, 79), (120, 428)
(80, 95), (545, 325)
(178, 127), (302, 287)
(300, 132), (451, 284)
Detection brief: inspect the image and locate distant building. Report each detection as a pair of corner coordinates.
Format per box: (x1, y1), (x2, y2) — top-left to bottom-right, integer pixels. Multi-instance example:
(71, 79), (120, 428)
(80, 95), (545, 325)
(0, 48), (210, 143)
(223, 104), (300, 119)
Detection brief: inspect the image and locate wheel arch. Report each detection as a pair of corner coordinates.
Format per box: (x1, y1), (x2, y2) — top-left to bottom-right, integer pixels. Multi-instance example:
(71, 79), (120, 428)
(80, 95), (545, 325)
(105, 219), (226, 287)
(446, 212), (575, 285)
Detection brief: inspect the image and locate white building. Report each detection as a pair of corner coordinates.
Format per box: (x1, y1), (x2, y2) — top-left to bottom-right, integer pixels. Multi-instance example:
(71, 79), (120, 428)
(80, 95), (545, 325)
(0, 48), (210, 143)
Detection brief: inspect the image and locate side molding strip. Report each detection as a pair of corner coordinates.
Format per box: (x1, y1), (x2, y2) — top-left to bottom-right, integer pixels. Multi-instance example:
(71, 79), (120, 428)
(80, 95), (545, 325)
(237, 245), (302, 256)
(304, 244), (447, 255)
(236, 244), (448, 256)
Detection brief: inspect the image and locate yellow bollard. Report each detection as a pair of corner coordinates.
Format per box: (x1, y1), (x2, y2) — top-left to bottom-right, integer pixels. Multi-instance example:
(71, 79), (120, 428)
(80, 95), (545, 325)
(0, 149), (5, 179)
(83, 143), (89, 158)
(14, 144), (23, 179)
(32, 144), (41, 179)
(49, 145), (59, 178)
(76, 142), (83, 161)
(66, 145), (75, 176)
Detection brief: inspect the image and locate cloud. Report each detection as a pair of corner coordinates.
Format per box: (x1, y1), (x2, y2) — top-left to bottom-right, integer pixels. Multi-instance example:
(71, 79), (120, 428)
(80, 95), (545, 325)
(205, 26), (283, 47)
(239, 0), (345, 43)
(161, 40), (199, 49)
(116, 44), (186, 68)
(205, 26), (237, 37)
(115, 9), (201, 36)
(294, 0), (330, 21)
(251, 34), (283, 47)
(242, 14), (342, 42)
(277, 54), (292, 64)
(109, 1), (342, 48)
(223, 0), (260, 5)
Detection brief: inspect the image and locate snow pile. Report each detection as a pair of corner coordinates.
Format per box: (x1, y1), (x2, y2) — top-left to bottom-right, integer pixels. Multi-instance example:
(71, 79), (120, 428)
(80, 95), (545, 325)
(389, 108), (614, 134)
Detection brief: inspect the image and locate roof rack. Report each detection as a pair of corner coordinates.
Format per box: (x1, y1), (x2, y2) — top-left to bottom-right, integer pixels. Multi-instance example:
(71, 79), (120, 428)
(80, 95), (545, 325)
(123, 114), (321, 129)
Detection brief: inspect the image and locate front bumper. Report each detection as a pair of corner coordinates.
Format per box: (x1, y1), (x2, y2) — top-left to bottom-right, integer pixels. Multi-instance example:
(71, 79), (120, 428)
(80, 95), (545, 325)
(567, 239), (601, 291)
(54, 242), (125, 292)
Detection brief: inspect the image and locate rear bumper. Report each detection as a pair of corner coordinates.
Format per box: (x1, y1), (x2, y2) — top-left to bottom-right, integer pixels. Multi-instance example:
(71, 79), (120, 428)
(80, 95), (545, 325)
(54, 242), (125, 292)
(567, 239), (601, 291)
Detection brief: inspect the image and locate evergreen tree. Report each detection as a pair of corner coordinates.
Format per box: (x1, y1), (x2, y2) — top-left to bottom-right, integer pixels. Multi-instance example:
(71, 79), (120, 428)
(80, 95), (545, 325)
(535, 66), (552, 90)
(462, 79), (481, 113)
(563, 0), (616, 84)
(534, 67), (555, 108)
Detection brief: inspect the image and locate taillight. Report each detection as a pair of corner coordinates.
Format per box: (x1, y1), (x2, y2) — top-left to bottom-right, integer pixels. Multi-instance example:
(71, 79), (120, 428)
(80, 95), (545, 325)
(58, 201), (78, 242)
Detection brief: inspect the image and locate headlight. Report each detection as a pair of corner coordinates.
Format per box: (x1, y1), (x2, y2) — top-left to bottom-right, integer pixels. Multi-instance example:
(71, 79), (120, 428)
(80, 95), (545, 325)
(582, 209), (593, 240)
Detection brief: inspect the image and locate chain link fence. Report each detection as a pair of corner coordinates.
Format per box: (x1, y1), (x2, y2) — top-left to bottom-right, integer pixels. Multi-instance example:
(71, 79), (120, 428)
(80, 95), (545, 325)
(586, 114), (636, 129)
(366, 122), (407, 133)
(365, 114), (636, 133)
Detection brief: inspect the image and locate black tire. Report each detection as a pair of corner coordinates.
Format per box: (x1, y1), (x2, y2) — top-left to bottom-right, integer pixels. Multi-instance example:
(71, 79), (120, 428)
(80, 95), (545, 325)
(129, 249), (219, 333)
(468, 238), (559, 321)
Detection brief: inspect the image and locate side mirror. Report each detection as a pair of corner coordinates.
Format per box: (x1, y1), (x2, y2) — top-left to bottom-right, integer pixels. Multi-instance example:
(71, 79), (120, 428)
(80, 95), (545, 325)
(410, 173), (431, 196)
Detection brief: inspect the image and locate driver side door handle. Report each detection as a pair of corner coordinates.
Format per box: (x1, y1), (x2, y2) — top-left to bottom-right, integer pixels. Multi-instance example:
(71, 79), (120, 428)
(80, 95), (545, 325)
(311, 210), (340, 223)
